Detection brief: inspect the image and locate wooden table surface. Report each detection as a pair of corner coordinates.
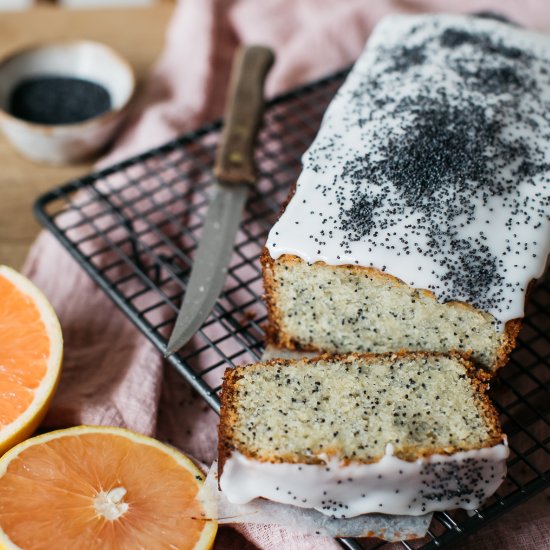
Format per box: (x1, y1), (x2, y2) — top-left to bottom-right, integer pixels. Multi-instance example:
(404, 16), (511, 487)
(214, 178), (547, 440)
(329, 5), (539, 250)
(0, 3), (174, 269)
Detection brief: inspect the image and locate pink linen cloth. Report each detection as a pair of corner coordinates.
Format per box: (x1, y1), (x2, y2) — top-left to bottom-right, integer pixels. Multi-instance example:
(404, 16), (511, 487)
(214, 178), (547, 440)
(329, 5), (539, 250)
(22, 1), (550, 548)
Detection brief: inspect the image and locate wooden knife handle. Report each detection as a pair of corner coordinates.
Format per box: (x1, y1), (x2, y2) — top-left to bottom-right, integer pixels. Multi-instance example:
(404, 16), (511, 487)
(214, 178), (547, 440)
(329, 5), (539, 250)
(214, 45), (275, 184)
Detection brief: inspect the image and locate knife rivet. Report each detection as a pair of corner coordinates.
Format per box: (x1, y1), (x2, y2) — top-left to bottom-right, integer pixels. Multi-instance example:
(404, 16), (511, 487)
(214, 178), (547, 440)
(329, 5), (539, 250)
(229, 151), (243, 165)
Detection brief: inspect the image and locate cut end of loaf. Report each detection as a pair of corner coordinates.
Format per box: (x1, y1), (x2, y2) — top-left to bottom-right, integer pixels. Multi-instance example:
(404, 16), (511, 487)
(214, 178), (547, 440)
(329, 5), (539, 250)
(262, 252), (520, 374)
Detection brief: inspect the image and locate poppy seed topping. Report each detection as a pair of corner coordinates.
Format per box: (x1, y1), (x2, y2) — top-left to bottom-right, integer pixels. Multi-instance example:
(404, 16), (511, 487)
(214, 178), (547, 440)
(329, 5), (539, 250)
(266, 14), (550, 326)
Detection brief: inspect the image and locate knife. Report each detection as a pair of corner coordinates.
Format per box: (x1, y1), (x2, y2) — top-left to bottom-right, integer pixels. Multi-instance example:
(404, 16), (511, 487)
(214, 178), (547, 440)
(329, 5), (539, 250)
(165, 45), (274, 356)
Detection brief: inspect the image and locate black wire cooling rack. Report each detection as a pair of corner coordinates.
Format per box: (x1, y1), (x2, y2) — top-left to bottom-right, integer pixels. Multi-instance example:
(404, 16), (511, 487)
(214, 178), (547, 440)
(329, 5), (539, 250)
(34, 70), (549, 549)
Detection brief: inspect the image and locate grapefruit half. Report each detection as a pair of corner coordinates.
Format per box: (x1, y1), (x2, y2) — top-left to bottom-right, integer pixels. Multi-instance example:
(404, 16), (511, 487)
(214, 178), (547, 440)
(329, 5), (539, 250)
(0, 425), (217, 549)
(0, 266), (63, 455)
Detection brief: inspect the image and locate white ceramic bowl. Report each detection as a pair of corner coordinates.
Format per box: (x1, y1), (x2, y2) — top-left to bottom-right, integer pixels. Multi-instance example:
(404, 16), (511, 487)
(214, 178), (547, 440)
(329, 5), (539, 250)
(0, 41), (136, 164)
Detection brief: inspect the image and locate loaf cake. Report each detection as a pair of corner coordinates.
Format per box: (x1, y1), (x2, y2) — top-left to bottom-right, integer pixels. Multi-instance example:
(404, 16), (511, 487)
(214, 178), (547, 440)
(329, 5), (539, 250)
(263, 13), (550, 373)
(218, 353), (508, 517)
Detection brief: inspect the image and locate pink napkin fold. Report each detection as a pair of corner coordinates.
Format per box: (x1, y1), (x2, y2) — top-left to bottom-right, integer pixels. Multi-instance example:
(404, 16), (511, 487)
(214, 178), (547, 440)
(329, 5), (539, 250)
(22, 1), (550, 548)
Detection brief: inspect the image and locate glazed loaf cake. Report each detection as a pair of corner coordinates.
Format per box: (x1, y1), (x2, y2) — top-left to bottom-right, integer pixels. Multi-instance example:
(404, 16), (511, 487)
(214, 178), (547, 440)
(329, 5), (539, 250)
(263, 14), (550, 373)
(218, 353), (508, 517)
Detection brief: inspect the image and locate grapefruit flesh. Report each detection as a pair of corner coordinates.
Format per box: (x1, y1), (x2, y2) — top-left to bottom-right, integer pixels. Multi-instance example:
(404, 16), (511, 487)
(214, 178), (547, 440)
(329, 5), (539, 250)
(0, 426), (217, 549)
(0, 266), (63, 455)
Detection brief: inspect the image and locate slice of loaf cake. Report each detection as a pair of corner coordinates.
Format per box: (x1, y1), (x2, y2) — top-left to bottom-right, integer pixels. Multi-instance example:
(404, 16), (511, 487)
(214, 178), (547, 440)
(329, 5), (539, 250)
(263, 13), (550, 373)
(218, 353), (508, 517)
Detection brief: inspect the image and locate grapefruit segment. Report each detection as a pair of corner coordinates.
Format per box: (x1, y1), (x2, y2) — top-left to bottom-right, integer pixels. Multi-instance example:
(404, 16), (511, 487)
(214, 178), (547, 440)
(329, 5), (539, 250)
(0, 266), (63, 453)
(0, 425), (217, 550)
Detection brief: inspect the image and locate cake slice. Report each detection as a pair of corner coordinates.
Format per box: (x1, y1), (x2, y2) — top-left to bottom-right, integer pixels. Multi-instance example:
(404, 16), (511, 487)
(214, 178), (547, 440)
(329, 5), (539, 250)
(263, 13), (550, 373)
(218, 353), (508, 517)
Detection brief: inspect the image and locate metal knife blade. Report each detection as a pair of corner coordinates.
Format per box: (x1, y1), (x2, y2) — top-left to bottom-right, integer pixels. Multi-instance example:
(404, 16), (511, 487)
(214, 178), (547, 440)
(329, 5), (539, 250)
(165, 45), (274, 356)
(165, 183), (247, 355)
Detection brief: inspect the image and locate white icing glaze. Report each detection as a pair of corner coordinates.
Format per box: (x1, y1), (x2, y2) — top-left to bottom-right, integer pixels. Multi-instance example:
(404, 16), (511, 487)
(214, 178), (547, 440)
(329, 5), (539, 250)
(266, 14), (550, 327)
(220, 440), (508, 517)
